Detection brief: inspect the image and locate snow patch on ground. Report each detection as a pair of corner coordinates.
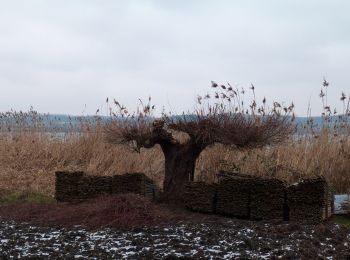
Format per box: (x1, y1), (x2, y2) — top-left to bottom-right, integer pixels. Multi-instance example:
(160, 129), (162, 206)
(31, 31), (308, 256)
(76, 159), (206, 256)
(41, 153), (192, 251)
(0, 220), (349, 259)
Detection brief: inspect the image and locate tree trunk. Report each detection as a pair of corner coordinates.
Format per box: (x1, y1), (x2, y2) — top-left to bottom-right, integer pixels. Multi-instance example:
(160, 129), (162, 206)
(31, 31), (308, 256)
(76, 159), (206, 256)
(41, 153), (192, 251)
(161, 143), (201, 203)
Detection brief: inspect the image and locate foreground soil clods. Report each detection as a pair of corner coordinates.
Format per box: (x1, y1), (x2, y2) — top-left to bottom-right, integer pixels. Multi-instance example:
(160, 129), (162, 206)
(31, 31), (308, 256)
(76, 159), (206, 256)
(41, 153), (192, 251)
(0, 220), (349, 259)
(0, 193), (349, 258)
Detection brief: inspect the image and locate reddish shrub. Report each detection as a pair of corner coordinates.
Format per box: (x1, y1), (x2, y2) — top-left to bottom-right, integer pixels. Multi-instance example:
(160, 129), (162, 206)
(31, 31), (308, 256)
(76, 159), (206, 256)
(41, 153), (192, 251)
(0, 194), (173, 230)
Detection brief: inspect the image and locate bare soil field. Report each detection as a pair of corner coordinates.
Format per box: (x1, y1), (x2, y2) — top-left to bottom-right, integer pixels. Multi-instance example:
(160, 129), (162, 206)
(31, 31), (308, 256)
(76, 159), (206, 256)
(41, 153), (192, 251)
(0, 194), (349, 259)
(0, 219), (349, 259)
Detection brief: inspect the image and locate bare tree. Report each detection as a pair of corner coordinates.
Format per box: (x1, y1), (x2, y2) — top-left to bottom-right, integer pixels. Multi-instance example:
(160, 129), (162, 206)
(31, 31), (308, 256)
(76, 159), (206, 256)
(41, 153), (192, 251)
(105, 83), (295, 202)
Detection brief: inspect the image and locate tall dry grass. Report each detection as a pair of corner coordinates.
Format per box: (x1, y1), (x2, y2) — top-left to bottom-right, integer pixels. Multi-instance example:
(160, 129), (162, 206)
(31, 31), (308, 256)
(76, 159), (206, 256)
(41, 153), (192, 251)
(196, 133), (350, 193)
(0, 82), (349, 196)
(0, 113), (349, 196)
(0, 129), (164, 196)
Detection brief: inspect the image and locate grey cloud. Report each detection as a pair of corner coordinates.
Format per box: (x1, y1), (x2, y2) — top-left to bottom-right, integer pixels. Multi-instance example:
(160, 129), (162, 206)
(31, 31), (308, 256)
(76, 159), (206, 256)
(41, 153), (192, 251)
(0, 0), (349, 115)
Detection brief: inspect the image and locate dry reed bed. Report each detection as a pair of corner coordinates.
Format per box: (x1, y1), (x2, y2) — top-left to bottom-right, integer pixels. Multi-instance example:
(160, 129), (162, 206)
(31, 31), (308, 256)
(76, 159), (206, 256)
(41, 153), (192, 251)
(0, 128), (349, 197)
(1, 82), (349, 196)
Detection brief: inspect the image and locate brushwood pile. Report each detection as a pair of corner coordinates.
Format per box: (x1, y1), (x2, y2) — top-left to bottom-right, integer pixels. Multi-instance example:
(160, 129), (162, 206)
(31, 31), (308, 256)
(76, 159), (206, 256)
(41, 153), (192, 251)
(250, 178), (286, 220)
(184, 171), (334, 223)
(287, 178), (332, 222)
(183, 182), (217, 213)
(55, 171), (158, 202)
(215, 175), (253, 218)
(112, 173), (156, 198)
(56, 170), (333, 223)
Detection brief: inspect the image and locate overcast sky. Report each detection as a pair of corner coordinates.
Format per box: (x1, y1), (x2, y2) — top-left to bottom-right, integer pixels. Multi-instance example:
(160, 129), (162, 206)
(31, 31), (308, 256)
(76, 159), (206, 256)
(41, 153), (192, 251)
(0, 0), (349, 116)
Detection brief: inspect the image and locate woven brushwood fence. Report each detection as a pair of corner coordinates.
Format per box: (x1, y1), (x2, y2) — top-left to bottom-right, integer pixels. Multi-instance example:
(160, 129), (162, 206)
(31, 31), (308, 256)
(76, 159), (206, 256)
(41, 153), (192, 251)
(286, 178), (333, 222)
(112, 173), (156, 198)
(216, 175), (253, 218)
(183, 182), (217, 213)
(184, 171), (333, 222)
(55, 171), (158, 202)
(250, 178), (286, 220)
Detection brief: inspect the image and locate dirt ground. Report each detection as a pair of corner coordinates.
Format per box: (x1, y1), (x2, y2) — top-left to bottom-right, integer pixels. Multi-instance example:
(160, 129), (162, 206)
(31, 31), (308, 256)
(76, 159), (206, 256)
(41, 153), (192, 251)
(0, 194), (349, 259)
(0, 219), (349, 259)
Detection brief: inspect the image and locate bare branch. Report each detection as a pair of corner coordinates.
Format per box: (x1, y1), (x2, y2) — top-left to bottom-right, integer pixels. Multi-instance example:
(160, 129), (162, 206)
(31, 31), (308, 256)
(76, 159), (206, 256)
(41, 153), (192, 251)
(105, 82), (295, 152)
(104, 118), (178, 152)
(166, 112), (294, 149)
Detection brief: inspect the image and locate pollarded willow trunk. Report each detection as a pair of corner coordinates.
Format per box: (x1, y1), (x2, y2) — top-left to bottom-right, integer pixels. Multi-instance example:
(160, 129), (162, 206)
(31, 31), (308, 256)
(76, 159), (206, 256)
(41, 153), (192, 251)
(161, 143), (202, 203)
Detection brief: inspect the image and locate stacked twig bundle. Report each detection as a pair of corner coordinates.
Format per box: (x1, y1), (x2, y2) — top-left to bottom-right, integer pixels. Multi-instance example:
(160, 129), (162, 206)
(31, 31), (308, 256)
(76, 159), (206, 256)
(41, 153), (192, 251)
(184, 172), (333, 222)
(183, 182), (217, 213)
(55, 171), (157, 202)
(287, 178), (330, 222)
(55, 171), (85, 202)
(216, 173), (255, 218)
(216, 170), (252, 182)
(112, 173), (156, 199)
(326, 185), (335, 218)
(250, 179), (286, 220)
(80, 176), (113, 199)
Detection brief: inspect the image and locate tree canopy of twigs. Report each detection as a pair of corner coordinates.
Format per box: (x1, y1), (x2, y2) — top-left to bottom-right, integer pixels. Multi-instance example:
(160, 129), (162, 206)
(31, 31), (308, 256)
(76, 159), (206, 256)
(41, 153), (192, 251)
(105, 81), (295, 153)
